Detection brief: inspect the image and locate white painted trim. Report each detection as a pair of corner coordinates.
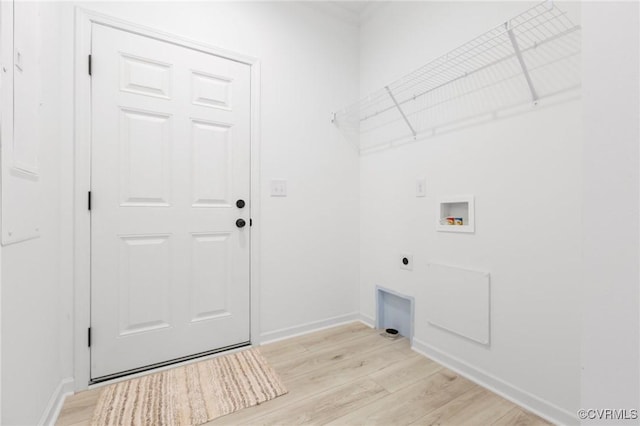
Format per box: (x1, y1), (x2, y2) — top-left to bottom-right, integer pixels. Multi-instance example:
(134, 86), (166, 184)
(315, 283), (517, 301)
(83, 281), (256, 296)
(73, 7), (261, 390)
(87, 345), (252, 390)
(73, 5), (92, 393)
(376, 286), (415, 344)
(358, 313), (375, 328)
(78, 8), (257, 65)
(38, 377), (74, 426)
(259, 313), (360, 345)
(436, 194), (475, 233)
(411, 337), (576, 426)
(249, 59), (262, 346)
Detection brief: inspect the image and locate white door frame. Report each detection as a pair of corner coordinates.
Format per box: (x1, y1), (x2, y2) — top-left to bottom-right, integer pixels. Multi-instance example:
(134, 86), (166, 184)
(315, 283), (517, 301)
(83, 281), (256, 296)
(73, 7), (261, 390)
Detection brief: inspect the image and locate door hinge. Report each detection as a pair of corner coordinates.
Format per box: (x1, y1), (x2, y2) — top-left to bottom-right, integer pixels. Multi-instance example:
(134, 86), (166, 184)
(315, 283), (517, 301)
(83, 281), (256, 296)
(88, 54), (92, 76)
(88, 327), (92, 347)
(88, 191), (92, 211)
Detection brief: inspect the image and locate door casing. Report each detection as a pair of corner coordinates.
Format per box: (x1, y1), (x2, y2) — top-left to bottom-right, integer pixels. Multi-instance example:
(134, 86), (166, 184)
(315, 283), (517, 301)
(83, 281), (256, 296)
(73, 8), (262, 391)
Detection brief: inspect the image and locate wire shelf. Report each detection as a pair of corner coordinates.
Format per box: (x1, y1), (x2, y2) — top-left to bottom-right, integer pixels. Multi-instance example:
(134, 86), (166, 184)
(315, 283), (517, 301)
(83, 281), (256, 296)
(332, 1), (582, 153)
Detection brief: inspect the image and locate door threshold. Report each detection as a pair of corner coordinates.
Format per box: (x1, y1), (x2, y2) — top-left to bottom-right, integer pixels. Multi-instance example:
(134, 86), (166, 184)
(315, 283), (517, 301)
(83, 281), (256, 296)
(90, 341), (251, 385)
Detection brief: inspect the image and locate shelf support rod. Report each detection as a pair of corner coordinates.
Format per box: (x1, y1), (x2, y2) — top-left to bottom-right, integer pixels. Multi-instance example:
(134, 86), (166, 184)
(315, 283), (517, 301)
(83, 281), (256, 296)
(385, 86), (417, 138)
(506, 23), (539, 104)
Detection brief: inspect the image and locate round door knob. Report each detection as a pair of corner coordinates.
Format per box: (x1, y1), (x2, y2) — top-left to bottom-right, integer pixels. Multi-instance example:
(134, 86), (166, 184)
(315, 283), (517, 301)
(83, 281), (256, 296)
(236, 199), (246, 208)
(236, 219), (246, 228)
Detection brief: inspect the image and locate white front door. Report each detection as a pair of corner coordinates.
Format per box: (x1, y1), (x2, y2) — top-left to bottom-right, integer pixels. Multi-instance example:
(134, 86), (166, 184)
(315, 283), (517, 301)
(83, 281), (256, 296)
(90, 24), (251, 380)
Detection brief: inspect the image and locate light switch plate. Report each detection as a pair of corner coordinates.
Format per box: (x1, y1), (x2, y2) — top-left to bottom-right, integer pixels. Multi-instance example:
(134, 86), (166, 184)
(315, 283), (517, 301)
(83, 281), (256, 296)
(271, 179), (287, 197)
(400, 253), (413, 270)
(416, 178), (426, 197)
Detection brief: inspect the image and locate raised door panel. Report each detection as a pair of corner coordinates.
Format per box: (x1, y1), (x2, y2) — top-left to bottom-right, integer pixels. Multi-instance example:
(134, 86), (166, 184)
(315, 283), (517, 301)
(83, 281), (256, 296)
(120, 53), (172, 99)
(120, 108), (172, 207)
(118, 235), (172, 336)
(191, 119), (232, 207)
(190, 233), (232, 323)
(191, 71), (232, 110)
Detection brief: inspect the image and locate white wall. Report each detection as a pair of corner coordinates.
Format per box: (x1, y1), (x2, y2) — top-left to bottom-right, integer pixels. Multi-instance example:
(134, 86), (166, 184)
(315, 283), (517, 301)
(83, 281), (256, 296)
(1, 3), (71, 425)
(58, 0), (360, 340)
(62, 0), (360, 371)
(358, 2), (582, 423)
(581, 2), (640, 424)
(3, 2), (638, 425)
(1, 1), (360, 423)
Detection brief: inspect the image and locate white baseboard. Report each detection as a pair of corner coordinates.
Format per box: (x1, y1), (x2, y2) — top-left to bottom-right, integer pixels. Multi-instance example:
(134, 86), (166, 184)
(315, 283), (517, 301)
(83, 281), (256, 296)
(358, 313), (375, 328)
(411, 338), (576, 426)
(39, 377), (75, 426)
(259, 312), (360, 345)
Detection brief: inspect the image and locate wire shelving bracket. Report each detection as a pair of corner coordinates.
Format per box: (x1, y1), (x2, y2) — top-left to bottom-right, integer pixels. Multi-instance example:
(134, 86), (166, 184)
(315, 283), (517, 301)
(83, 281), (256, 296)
(332, 1), (582, 153)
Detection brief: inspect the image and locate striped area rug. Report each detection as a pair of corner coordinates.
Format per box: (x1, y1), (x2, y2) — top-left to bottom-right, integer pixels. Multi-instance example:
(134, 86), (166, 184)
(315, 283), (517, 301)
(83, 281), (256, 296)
(91, 348), (287, 425)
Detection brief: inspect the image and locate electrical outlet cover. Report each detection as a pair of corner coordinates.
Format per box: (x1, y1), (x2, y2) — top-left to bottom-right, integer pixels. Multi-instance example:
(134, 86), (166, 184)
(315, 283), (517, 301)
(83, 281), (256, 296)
(400, 253), (413, 270)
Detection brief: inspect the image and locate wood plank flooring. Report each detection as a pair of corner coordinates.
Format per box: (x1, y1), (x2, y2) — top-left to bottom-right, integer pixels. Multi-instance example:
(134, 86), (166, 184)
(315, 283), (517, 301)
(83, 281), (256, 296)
(56, 322), (550, 426)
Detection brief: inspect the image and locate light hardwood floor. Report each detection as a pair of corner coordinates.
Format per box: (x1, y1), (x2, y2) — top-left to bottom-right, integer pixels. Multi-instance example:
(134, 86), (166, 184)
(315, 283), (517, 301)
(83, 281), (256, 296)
(56, 323), (550, 425)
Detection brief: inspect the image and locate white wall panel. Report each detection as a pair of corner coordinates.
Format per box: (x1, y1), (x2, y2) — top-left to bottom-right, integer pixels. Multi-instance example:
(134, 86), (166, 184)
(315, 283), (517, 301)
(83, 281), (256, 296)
(1, 1), (42, 245)
(426, 264), (490, 345)
(1, 2), (68, 425)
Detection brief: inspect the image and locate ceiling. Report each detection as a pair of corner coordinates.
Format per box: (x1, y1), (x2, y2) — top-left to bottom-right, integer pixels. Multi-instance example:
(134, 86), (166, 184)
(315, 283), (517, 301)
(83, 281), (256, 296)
(307, 1), (379, 26)
(329, 1), (373, 15)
